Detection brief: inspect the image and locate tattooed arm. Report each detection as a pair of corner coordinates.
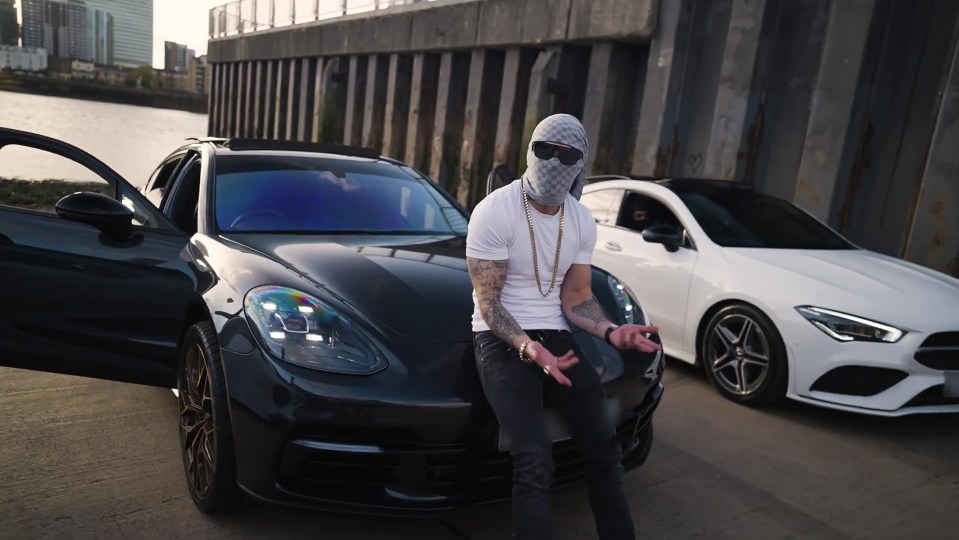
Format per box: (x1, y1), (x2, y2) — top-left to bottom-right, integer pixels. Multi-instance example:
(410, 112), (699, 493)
(466, 257), (528, 349)
(561, 264), (662, 353)
(561, 263), (615, 338)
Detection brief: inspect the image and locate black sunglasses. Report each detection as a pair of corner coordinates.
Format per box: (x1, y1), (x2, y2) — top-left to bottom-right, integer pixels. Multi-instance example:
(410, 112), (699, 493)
(532, 141), (583, 166)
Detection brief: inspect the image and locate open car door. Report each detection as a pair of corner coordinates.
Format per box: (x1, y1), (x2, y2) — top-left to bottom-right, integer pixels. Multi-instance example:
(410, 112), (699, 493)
(0, 128), (201, 388)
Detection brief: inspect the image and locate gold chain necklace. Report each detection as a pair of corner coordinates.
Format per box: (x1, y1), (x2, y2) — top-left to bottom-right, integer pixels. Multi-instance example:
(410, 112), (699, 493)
(522, 187), (565, 297)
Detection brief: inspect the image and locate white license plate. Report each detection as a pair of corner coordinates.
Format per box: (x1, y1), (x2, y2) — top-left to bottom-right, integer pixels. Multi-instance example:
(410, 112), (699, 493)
(945, 372), (959, 398)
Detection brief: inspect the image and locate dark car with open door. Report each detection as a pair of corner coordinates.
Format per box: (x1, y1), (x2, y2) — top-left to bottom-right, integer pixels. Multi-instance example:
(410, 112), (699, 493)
(0, 128), (664, 516)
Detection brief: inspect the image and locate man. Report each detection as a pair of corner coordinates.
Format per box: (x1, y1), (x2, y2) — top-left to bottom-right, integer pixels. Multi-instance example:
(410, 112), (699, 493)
(466, 114), (662, 539)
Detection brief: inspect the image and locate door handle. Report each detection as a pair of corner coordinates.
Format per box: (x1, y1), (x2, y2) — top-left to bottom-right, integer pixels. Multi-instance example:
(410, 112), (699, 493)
(605, 241), (622, 252)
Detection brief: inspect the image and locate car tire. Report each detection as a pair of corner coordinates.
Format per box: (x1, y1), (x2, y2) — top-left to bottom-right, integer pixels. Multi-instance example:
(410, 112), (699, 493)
(700, 304), (787, 406)
(177, 321), (241, 514)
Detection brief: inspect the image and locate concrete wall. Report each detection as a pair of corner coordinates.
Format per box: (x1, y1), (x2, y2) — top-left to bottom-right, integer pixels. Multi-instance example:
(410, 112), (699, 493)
(207, 0), (959, 278)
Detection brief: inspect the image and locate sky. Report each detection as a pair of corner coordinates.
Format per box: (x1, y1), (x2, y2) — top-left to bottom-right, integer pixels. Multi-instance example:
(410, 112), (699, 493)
(151, 0), (224, 68)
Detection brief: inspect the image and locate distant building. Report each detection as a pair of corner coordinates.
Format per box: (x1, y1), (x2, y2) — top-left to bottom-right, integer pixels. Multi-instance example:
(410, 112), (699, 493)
(0, 0), (18, 47)
(163, 40), (188, 72)
(88, 7), (113, 64)
(82, 0), (151, 67)
(21, 0), (89, 59)
(0, 45), (48, 71)
(193, 55), (208, 96)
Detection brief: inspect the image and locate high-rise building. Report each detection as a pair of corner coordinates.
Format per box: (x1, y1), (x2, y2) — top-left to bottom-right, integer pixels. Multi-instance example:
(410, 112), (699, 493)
(0, 0), (18, 47)
(21, 0), (88, 59)
(88, 8), (113, 64)
(81, 0), (151, 67)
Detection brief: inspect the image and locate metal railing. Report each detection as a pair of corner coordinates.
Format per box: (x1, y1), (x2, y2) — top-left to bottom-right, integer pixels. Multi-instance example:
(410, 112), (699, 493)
(209, 0), (437, 38)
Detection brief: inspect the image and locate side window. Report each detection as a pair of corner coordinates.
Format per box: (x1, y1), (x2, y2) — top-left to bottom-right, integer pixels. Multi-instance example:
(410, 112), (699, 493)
(581, 189), (623, 225)
(617, 191), (692, 247)
(0, 144), (112, 214)
(163, 155), (202, 235)
(144, 154), (185, 208)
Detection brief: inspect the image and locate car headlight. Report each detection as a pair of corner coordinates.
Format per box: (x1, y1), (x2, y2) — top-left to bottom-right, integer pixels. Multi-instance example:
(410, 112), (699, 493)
(607, 275), (646, 325)
(796, 306), (904, 343)
(244, 285), (387, 374)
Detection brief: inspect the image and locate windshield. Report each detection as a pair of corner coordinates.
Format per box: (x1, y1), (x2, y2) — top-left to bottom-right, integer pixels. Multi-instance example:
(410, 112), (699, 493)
(676, 188), (854, 249)
(214, 154), (468, 235)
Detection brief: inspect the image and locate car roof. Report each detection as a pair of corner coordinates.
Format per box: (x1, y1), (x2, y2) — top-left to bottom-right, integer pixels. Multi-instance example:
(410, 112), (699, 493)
(585, 174), (756, 193)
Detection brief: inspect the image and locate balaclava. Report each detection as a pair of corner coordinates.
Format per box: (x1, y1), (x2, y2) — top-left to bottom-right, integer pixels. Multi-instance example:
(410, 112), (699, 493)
(522, 114), (589, 206)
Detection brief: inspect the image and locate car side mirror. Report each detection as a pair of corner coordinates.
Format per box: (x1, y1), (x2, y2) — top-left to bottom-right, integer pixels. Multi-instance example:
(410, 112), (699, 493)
(642, 224), (683, 252)
(56, 191), (134, 240)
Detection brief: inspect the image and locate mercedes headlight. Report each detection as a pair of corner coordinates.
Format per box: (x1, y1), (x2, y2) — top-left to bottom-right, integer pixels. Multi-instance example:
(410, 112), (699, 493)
(607, 275), (647, 325)
(796, 306), (904, 343)
(244, 286), (387, 374)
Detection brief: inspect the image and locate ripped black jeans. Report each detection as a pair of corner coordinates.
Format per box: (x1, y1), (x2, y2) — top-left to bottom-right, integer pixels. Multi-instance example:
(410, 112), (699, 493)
(473, 329), (635, 540)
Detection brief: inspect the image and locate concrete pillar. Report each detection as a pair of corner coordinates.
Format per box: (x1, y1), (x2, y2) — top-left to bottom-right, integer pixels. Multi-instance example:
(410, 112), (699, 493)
(520, 49), (561, 174)
(241, 61), (253, 137)
(274, 59), (287, 140)
(582, 43), (620, 175)
(313, 57), (347, 144)
(631, 0), (696, 176)
(263, 60), (275, 139)
(225, 63), (236, 137)
(457, 49), (504, 207)
(297, 57), (313, 141)
(344, 55), (369, 146)
(793, 0), (876, 220)
(208, 63), (221, 136)
(286, 58), (298, 140)
(905, 28), (959, 277)
(362, 55), (389, 150)
(704, 0), (768, 179)
(405, 53), (440, 173)
(494, 48), (537, 177)
(430, 52), (470, 192)
(252, 61), (263, 139)
(383, 54), (413, 159)
(234, 62), (246, 138)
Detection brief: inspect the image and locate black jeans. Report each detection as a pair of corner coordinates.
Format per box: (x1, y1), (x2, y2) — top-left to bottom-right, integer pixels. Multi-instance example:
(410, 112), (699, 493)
(473, 329), (635, 540)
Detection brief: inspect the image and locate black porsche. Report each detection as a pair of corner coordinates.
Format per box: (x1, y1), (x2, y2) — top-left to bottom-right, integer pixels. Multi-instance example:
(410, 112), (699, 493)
(0, 128), (664, 516)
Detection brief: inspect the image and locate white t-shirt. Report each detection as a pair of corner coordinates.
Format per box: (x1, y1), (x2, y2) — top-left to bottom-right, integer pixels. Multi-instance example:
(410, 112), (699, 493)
(466, 179), (596, 332)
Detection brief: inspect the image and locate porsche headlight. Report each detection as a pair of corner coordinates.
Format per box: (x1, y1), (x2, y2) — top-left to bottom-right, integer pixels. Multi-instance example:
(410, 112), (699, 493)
(796, 306), (904, 343)
(607, 275), (646, 325)
(244, 286), (387, 374)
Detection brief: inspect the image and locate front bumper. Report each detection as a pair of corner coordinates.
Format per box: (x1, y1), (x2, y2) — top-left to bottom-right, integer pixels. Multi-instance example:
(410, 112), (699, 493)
(775, 309), (959, 416)
(219, 338), (663, 516)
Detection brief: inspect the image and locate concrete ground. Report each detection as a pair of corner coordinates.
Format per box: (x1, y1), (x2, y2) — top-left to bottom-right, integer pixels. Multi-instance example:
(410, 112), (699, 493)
(1, 360), (956, 540)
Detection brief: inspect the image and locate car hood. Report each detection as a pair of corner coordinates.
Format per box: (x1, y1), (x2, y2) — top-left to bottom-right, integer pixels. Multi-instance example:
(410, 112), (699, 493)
(229, 234), (475, 344)
(725, 247), (959, 326)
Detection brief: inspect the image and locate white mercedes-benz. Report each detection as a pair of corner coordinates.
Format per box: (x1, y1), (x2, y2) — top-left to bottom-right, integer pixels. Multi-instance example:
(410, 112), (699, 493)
(582, 176), (959, 416)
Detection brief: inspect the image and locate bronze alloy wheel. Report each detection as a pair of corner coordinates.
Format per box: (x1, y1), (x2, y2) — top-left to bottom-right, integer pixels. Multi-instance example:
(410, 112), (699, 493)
(177, 321), (240, 513)
(179, 341), (215, 498)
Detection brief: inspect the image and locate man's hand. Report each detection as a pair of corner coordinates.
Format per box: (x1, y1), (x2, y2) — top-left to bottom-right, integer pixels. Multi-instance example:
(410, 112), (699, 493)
(608, 324), (662, 353)
(527, 341), (579, 387)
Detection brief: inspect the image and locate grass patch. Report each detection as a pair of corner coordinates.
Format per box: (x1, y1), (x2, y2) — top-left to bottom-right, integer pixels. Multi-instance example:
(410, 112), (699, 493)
(0, 178), (112, 212)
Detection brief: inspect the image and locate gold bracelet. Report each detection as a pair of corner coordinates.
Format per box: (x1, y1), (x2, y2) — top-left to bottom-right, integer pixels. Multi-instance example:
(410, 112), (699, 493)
(518, 339), (534, 363)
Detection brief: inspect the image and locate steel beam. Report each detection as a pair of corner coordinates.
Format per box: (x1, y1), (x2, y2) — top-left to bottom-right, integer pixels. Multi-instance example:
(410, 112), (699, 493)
(362, 55), (389, 150)
(405, 53), (440, 173)
(457, 50), (504, 207)
(493, 47), (537, 177)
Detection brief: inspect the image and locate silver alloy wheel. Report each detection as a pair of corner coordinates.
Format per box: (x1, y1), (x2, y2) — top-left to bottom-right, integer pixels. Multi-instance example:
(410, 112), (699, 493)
(179, 343), (216, 498)
(707, 314), (771, 396)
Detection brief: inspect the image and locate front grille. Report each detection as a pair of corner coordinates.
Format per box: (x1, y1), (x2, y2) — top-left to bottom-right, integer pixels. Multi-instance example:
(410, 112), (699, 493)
(279, 413), (646, 503)
(902, 385), (959, 408)
(810, 366), (908, 396)
(914, 332), (959, 370)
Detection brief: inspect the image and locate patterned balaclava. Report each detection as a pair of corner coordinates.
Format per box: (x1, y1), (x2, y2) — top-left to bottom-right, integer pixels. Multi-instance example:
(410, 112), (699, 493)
(522, 114), (589, 206)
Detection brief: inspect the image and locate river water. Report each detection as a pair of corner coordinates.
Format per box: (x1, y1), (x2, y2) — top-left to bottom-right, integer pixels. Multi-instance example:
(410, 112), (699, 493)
(0, 90), (208, 187)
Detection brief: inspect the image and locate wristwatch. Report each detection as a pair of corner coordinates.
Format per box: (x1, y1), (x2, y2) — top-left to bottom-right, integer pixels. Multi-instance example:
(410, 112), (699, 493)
(604, 324), (620, 345)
